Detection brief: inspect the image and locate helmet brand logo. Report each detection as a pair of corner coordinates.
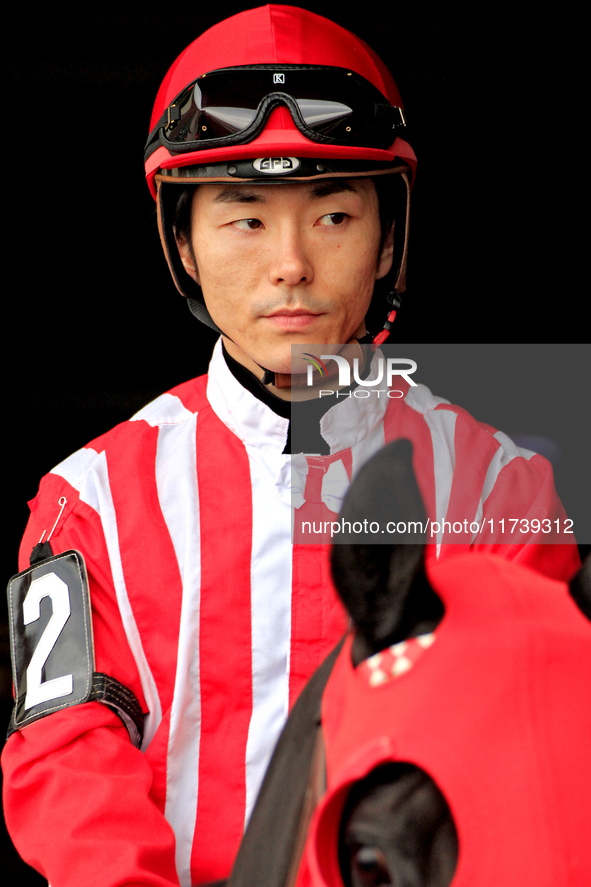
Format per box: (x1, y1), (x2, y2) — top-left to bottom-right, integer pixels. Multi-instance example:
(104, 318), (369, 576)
(253, 157), (301, 175)
(273, 73), (285, 84)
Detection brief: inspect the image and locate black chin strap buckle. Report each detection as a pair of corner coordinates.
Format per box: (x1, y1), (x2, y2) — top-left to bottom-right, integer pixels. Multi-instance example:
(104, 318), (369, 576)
(372, 289), (403, 347)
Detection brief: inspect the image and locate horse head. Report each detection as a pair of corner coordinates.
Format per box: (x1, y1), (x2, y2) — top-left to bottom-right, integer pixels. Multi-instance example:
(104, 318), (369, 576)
(307, 439), (591, 887)
(229, 439), (591, 887)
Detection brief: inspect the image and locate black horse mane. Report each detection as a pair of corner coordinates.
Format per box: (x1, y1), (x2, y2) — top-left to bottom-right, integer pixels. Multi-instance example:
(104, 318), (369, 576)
(331, 440), (444, 665)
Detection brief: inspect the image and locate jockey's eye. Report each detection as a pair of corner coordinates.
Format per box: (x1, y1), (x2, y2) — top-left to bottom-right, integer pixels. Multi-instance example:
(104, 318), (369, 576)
(232, 218), (263, 230)
(317, 212), (348, 226)
(350, 844), (392, 887)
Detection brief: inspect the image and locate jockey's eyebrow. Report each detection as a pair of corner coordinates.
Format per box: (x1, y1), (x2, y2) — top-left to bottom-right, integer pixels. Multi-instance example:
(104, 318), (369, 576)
(309, 180), (355, 199)
(212, 180), (356, 205)
(212, 189), (265, 204)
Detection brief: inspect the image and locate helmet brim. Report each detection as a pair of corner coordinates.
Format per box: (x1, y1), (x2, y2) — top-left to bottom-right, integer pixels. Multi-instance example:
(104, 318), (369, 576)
(146, 114), (416, 198)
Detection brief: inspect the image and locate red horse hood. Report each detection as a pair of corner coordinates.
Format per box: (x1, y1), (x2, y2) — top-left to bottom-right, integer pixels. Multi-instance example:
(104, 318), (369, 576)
(303, 553), (591, 887)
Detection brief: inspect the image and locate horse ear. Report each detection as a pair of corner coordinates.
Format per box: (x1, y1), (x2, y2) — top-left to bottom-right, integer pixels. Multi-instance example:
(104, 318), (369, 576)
(569, 554), (591, 621)
(331, 439), (443, 664)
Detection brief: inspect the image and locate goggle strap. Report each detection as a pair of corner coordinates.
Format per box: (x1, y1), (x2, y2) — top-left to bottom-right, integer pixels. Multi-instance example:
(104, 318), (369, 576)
(374, 104), (406, 127)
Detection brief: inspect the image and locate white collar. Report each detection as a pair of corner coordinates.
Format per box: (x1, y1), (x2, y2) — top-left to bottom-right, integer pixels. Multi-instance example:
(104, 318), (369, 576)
(206, 339), (289, 453)
(206, 339), (391, 455)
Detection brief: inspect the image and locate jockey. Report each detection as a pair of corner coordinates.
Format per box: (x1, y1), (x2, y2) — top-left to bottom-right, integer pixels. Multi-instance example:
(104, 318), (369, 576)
(2, 6), (580, 887)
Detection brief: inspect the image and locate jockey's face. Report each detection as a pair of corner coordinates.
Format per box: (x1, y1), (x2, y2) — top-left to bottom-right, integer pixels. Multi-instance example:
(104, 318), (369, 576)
(176, 179), (393, 390)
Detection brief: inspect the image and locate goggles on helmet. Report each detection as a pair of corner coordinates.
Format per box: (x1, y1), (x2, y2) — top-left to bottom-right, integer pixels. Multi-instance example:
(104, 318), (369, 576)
(144, 65), (406, 164)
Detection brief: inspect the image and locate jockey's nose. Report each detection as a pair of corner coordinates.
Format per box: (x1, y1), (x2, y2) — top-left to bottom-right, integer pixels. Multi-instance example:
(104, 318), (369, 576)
(269, 224), (314, 287)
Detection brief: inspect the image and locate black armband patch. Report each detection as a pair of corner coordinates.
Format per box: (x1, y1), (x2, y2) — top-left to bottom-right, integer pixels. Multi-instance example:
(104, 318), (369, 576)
(89, 673), (144, 748)
(7, 550), (144, 747)
(8, 550), (94, 727)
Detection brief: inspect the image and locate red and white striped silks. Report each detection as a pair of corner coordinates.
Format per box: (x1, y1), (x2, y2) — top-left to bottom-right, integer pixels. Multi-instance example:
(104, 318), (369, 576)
(2, 341), (579, 886)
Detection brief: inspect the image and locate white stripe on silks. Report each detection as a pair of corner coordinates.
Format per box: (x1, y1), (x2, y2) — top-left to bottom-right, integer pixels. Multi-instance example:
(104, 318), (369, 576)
(51, 445), (103, 491)
(319, 357), (389, 455)
(318, 422), (387, 515)
(53, 447), (163, 747)
(321, 458), (350, 513)
(155, 415), (202, 887)
(131, 392), (195, 427)
(350, 420), (386, 481)
(423, 410), (458, 555)
(243, 446), (293, 828)
(290, 453), (309, 510)
(404, 383), (451, 415)
(471, 431), (536, 541)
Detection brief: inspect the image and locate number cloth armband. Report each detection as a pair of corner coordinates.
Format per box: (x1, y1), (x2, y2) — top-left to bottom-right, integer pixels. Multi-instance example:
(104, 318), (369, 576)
(6, 550), (144, 748)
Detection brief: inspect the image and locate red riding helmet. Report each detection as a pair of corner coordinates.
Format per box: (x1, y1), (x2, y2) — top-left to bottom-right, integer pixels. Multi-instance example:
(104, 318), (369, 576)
(144, 4), (416, 343)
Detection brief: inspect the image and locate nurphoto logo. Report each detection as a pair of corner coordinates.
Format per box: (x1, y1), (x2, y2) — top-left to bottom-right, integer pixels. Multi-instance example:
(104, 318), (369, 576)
(305, 354), (418, 387)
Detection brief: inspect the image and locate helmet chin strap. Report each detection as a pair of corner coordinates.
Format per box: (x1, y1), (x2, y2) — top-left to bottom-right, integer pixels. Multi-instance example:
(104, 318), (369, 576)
(262, 337), (366, 390)
(372, 288), (403, 348)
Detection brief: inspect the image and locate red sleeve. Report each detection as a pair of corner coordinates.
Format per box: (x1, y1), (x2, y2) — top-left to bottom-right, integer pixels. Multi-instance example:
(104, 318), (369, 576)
(471, 451), (581, 581)
(1, 488), (181, 887)
(2, 709), (180, 886)
(431, 439), (581, 582)
(486, 540), (581, 581)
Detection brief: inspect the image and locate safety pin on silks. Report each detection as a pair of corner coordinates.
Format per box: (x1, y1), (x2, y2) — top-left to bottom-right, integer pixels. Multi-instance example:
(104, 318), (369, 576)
(39, 496), (68, 543)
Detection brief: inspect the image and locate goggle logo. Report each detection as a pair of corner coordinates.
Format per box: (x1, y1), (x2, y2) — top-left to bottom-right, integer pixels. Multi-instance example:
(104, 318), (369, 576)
(273, 73), (286, 84)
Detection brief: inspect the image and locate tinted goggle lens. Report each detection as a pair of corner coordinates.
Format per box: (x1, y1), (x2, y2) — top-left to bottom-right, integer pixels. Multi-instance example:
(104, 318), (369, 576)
(146, 65), (405, 158)
(182, 95), (356, 138)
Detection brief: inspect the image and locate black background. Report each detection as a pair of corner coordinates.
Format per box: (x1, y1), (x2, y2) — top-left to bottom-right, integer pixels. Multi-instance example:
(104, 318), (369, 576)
(3, 3), (587, 881)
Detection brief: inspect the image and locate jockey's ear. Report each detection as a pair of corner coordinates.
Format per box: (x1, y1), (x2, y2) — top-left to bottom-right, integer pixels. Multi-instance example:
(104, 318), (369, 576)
(330, 439), (444, 665)
(569, 553), (591, 622)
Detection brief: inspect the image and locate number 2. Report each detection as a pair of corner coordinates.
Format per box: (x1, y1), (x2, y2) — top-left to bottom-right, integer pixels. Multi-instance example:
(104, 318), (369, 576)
(23, 572), (73, 710)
